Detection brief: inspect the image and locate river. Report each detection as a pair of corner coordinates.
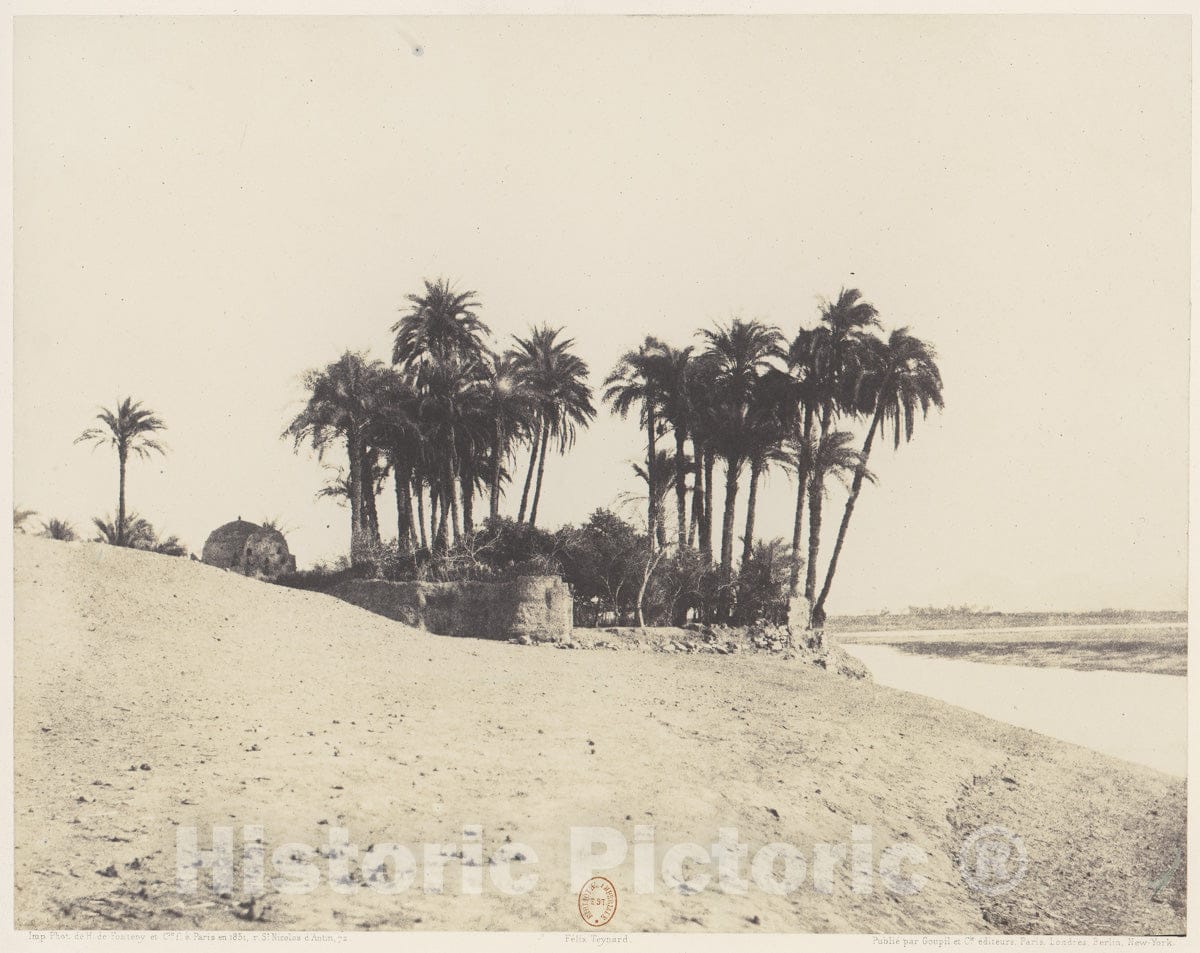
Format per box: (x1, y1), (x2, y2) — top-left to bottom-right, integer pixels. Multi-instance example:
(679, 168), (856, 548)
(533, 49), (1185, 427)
(840, 643), (1186, 776)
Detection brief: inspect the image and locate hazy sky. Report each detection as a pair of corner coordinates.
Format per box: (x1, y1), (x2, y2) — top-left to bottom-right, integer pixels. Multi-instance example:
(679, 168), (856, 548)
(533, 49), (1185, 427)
(13, 15), (1190, 612)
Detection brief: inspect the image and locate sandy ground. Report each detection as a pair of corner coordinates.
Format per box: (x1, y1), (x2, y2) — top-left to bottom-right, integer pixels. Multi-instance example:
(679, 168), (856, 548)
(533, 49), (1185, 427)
(13, 537), (1186, 934)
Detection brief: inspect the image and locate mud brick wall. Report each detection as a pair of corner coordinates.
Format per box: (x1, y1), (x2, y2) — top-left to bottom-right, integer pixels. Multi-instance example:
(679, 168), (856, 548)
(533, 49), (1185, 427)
(329, 575), (573, 642)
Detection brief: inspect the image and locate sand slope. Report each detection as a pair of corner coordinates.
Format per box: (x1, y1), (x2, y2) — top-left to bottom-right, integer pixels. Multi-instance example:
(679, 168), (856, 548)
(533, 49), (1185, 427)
(13, 537), (1185, 933)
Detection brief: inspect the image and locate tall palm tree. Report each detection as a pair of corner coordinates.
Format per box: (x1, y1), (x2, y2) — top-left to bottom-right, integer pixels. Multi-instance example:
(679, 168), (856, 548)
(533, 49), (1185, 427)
(652, 344), (697, 550)
(813, 328), (943, 625)
(804, 431), (874, 612)
(284, 351), (386, 563)
(739, 369), (797, 569)
(603, 337), (668, 550)
(365, 368), (424, 552)
(785, 326), (823, 595)
(793, 289), (881, 602)
(811, 288), (881, 438)
(412, 356), (489, 549)
(391, 278), (489, 369)
(686, 355), (720, 563)
(75, 397), (168, 546)
(510, 326), (595, 527)
(480, 353), (534, 520)
(699, 319), (786, 595)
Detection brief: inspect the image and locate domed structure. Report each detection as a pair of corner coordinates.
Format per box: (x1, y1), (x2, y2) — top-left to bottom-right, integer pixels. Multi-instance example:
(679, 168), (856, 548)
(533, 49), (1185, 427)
(201, 518), (296, 580)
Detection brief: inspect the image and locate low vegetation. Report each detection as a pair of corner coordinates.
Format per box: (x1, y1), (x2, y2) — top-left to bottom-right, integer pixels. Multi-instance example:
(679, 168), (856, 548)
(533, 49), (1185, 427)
(276, 511), (792, 627)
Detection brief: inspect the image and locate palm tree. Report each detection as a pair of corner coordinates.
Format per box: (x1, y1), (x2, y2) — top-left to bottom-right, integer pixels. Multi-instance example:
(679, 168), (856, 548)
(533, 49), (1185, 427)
(698, 319), (785, 597)
(509, 326), (595, 527)
(803, 431), (873, 613)
(623, 448), (687, 546)
(813, 328), (943, 625)
(652, 344), (697, 550)
(794, 289), (881, 603)
(315, 467), (352, 504)
(284, 351), (386, 563)
(92, 512), (184, 555)
(739, 369), (797, 569)
(785, 326), (823, 596)
(480, 353), (534, 521)
(364, 368), (424, 552)
(603, 337), (668, 550)
(412, 356), (489, 548)
(40, 518), (77, 541)
(811, 288), (881, 438)
(13, 506), (37, 534)
(686, 355), (720, 563)
(75, 398), (167, 546)
(94, 513), (152, 547)
(391, 278), (489, 368)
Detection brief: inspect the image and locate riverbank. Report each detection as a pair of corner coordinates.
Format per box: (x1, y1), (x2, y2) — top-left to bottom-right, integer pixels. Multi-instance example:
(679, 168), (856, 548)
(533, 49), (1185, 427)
(14, 537), (1186, 934)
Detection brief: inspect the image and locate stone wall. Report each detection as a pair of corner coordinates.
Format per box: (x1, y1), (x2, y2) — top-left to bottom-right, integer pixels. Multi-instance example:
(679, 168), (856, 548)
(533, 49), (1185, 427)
(328, 575), (573, 642)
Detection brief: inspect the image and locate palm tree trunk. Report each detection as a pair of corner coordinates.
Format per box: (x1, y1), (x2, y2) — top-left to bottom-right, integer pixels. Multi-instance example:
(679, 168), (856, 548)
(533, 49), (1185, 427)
(718, 457), (741, 620)
(646, 410), (658, 552)
(436, 484), (451, 551)
(741, 458), (761, 569)
(674, 430), (688, 546)
(814, 409), (882, 623)
(416, 483), (428, 550)
(788, 467), (808, 596)
(635, 552), (659, 628)
(688, 440), (703, 547)
(789, 406), (814, 596)
(719, 457), (741, 581)
(447, 458), (462, 544)
(361, 450), (380, 544)
(347, 430), (367, 564)
(528, 421), (551, 527)
(405, 482), (417, 551)
(396, 470), (415, 556)
(490, 421), (503, 520)
(701, 450), (716, 564)
(805, 462), (824, 604)
(517, 425), (540, 523)
(460, 464), (474, 536)
(117, 450), (127, 546)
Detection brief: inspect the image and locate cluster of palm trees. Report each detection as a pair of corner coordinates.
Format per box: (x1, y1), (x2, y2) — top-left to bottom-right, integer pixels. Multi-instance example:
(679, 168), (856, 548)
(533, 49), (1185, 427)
(289, 280), (942, 624)
(603, 288), (943, 625)
(285, 279), (595, 562)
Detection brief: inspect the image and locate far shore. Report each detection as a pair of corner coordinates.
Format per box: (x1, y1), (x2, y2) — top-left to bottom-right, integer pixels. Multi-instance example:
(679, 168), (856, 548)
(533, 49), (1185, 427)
(828, 610), (1185, 634)
(833, 624), (1186, 677)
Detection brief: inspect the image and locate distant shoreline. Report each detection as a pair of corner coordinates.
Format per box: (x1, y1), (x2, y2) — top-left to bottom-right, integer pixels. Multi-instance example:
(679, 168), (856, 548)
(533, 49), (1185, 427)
(828, 610), (1186, 634)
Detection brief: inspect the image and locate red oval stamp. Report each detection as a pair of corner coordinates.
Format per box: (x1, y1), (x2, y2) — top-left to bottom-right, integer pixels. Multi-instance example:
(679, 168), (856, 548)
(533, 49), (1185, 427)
(578, 875), (618, 927)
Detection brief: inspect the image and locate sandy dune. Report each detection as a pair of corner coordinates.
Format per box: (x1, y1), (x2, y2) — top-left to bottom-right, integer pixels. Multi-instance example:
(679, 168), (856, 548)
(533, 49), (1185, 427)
(13, 537), (1185, 934)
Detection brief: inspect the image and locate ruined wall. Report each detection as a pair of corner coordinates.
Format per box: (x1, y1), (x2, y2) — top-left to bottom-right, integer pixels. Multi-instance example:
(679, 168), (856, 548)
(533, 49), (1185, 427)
(328, 575), (573, 642)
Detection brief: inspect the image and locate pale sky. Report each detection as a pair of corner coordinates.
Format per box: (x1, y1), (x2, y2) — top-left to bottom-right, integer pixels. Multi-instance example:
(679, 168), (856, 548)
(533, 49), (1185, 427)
(13, 15), (1190, 612)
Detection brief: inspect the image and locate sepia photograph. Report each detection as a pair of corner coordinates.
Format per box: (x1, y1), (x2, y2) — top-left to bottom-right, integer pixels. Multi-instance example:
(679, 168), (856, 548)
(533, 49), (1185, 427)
(5, 8), (1192, 948)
